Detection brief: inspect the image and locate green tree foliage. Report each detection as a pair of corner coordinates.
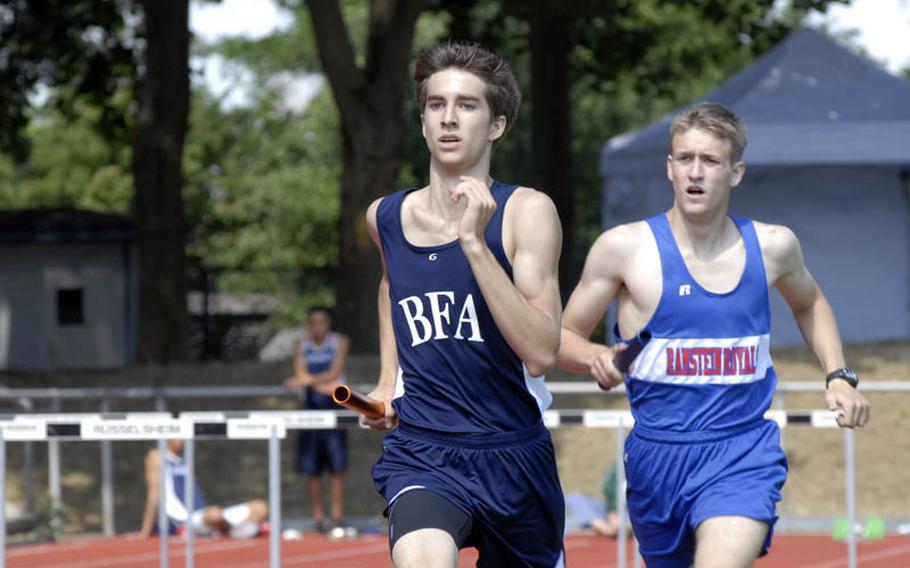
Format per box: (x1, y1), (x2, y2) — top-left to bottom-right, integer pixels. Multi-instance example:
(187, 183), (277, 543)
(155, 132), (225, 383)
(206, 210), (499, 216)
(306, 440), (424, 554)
(181, 1), (451, 329)
(0, 0), (135, 210)
(0, 99), (133, 212)
(183, 85), (341, 324)
(181, 4), (352, 325)
(0, 0), (135, 162)
(3, 0), (865, 355)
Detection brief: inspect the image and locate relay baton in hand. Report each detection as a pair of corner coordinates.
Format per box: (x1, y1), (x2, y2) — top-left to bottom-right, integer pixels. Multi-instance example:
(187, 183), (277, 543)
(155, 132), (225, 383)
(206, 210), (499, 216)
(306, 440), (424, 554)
(613, 330), (652, 374)
(332, 385), (385, 420)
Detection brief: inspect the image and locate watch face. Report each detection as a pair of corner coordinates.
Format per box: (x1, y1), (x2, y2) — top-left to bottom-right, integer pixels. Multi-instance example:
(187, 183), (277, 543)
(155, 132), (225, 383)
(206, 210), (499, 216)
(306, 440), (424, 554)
(843, 369), (857, 381)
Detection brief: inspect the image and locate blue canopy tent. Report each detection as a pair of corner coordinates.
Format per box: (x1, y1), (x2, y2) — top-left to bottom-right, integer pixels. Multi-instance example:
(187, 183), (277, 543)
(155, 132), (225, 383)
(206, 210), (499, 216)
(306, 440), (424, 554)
(600, 28), (910, 345)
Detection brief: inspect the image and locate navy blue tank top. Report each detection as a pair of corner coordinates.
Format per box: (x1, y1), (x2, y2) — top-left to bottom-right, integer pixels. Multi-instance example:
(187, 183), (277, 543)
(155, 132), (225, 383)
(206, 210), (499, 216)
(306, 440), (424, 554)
(377, 182), (552, 434)
(619, 214), (777, 432)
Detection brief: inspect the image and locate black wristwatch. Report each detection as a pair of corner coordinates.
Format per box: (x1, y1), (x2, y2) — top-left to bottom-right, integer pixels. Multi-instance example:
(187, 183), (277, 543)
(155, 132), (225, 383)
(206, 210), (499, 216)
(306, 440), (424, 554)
(825, 367), (859, 389)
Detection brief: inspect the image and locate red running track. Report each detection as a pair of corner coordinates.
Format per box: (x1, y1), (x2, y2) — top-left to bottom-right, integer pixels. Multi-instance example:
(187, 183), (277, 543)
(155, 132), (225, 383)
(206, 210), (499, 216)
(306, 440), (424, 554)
(5, 533), (910, 567)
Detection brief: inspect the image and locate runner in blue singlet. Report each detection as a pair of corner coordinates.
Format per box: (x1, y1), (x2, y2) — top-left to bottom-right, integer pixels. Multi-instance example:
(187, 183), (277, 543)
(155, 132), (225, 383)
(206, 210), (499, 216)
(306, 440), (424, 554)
(558, 102), (870, 568)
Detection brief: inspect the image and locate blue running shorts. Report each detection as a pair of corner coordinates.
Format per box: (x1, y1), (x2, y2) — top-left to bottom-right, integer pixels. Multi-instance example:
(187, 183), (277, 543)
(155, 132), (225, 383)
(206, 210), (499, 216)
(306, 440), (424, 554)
(624, 419), (788, 568)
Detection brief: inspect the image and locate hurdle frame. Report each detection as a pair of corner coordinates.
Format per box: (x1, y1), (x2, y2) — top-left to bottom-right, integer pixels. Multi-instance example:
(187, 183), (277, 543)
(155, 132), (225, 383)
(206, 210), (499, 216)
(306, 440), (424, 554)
(0, 406), (868, 568)
(0, 379), (901, 539)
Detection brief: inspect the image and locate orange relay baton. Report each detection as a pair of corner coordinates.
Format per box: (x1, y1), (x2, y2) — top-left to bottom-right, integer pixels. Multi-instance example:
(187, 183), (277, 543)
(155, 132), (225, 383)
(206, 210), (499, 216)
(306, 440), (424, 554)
(332, 384), (385, 420)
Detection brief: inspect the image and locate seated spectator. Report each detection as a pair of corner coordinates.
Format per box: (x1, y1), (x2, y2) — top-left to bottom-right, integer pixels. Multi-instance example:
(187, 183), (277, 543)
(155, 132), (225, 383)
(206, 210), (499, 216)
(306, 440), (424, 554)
(565, 461), (621, 537)
(137, 439), (268, 538)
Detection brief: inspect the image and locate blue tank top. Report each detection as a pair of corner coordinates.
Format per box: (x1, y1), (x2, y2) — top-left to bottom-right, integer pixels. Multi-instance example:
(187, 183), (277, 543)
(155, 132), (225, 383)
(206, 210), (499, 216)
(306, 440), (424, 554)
(301, 332), (345, 409)
(377, 182), (552, 434)
(619, 214), (776, 432)
(166, 452), (206, 512)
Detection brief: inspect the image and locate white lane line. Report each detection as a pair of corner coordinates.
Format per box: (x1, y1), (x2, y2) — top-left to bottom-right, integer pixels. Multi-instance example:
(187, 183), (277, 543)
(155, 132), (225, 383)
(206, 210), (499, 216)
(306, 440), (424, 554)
(23, 538), (258, 568)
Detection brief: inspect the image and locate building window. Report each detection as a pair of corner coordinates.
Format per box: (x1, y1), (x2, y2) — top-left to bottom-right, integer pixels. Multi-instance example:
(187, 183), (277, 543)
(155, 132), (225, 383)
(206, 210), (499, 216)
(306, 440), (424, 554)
(57, 288), (84, 326)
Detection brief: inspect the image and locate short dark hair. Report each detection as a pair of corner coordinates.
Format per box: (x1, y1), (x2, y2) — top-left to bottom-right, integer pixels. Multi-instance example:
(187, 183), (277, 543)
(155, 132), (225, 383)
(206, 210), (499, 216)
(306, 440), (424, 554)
(670, 102), (748, 163)
(414, 42), (521, 139)
(307, 306), (331, 318)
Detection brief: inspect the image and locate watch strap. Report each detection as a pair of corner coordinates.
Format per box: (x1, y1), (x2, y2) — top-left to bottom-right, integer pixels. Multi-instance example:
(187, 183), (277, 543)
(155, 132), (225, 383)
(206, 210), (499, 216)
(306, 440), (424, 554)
(825, 367), (858, 388)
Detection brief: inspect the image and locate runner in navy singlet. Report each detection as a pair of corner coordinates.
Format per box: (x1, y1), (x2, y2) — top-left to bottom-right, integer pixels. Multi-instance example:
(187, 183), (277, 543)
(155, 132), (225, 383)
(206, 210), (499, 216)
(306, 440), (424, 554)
(558, 103), (870, 568)
(363, 43), (566, 568)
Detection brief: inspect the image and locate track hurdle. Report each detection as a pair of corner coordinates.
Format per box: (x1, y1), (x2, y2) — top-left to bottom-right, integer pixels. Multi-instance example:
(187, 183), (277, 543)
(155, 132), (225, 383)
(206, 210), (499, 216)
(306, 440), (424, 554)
(157, 412), (288, 568)
(0, 408), (858, 568)
(0, 412), (286, 568)
(545, 409), (852, 568)
(0, 415), (48, 568)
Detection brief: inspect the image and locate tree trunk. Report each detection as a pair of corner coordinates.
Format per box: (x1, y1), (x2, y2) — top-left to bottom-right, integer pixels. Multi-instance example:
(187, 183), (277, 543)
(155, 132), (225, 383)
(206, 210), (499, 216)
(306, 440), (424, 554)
(333, 120), (401, 352)
(307, 0), (426, 353)
(530, 1), (574, 300)
(132, 0), (190, 363)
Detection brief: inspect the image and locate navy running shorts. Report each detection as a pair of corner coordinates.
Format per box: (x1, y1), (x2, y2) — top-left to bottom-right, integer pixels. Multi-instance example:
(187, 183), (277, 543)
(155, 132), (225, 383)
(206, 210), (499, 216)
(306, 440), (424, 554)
(372, 421), (566, 568)
(296, 428), (347, 475)
(296, 390), (348, 475)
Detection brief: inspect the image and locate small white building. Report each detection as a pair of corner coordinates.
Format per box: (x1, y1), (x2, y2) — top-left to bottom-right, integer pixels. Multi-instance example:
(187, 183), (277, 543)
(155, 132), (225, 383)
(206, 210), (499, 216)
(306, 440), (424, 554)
(0, 209), (136, 369)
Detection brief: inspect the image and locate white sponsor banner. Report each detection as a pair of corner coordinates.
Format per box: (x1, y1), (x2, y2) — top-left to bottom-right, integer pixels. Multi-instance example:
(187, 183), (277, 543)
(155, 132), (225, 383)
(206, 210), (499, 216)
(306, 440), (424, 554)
(81, 418), (193, 440)
(0, 419), (47, 441)
(764, 410), (787, 427)
(179, 411), (230, 422)
(810, 410), (840, 429)
(632, 334), (772, 385)
(226, 419), (287, 439)
(542, 410), (560, 428)
(583, 411), (634, 428)
(249, 411), (337, 430)
(123, 412), (174, 420)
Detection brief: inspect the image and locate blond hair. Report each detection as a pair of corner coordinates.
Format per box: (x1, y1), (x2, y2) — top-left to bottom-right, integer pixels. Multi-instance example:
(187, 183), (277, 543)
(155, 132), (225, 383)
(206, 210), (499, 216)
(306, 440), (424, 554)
(670, 102), (747, 163)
